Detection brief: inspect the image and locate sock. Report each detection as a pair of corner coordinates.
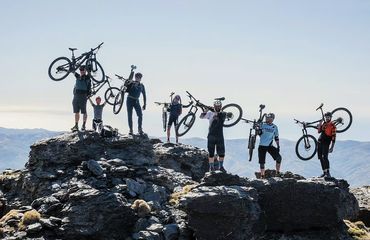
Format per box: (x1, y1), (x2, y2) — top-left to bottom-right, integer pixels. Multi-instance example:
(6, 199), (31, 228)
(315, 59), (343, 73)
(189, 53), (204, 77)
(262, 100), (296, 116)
(218, 160), (224, 169)
(209, 162), (215, 171)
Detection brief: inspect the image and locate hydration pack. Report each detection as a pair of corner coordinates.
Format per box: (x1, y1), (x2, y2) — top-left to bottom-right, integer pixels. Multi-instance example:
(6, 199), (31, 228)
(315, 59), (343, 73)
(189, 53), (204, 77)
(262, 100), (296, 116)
(100, 125), (118, 138)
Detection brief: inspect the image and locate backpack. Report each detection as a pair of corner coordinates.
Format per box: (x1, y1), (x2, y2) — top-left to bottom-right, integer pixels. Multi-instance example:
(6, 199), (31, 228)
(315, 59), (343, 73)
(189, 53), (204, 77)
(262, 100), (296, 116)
(100, 125), (118, 138)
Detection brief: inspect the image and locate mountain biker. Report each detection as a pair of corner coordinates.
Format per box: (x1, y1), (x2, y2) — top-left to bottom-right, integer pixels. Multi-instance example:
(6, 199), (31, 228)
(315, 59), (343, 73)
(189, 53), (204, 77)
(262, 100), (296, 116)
(167, 95), (182, 143)
(71, 65), (91, 132)
(200, 100), (227, 173)
(88, 96), (107, 131)
(126, 72), (146, 135)
(257, 113), (281, 178)
(317, 112), (336, 178)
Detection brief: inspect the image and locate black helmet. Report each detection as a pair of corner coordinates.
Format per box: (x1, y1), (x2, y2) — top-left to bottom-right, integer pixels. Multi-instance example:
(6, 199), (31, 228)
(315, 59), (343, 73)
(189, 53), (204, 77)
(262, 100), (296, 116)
(324, 112), (332, 117)
(135, 72), (143, 78)
(213, 100), (222, 108)
(266, 113), (275, 119)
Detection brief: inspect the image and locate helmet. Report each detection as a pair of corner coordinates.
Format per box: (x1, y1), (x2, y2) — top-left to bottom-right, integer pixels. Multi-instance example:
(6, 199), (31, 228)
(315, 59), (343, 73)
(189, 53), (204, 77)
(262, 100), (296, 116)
(135, 72), (143, 79)
(266, 113), (275, 119)
(173, 95), (181, 103)
(324, 112), (332, 117)
(213, 100), (222, 107)
(213, 100), (222, 112)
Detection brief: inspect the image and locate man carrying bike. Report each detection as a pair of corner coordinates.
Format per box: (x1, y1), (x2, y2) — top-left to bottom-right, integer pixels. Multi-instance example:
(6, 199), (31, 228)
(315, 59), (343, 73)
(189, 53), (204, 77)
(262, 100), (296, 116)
(88, 96), (107, 131)
(167, 95), (182, 143)
(200, 100), (227, 173)
(317, 112), (336, 178)
(126, 72), (146, 135)
(71, 65), (91, 132)
(257, 113), (281, 178)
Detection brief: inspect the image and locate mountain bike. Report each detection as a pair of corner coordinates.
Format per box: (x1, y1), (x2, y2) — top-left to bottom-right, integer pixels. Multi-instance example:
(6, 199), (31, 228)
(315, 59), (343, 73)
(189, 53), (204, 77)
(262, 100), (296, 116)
(240, 104), (266, 162)
(175, 91), (243, 137)
(154, 92), (175, 132)
(112, 65), (136, 114)
(294, 103), (353, 160)
(89, 75), (120, 105)
(48, 42), (105, 83)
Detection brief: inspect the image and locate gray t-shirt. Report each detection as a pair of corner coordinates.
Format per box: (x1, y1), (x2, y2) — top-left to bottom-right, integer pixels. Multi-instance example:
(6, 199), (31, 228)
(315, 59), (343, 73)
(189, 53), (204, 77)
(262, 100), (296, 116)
(92, 104), (104, 120)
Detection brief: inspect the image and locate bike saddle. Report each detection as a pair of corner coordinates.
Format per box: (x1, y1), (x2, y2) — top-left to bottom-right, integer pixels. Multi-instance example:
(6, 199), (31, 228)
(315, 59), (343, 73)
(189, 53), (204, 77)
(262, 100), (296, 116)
(214, 97), (225, 101)
(69, 48), (77, 51)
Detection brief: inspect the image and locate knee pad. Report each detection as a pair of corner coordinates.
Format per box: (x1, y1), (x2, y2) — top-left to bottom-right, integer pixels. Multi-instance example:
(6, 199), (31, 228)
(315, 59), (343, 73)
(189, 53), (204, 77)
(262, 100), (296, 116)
(218, 154), (225, 158)
(260, 164), (265, 169)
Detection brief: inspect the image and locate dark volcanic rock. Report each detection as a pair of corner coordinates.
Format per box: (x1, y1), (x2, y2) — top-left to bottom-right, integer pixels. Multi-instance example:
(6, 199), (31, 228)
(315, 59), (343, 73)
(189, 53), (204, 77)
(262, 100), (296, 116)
(153, 142), (208, 181)
(60, 187), (136, 239)
(179, 185), (260, 240)
(27, 131), (155, 170)
(351, 186), (370, 226)
(248, 177), (359, 232)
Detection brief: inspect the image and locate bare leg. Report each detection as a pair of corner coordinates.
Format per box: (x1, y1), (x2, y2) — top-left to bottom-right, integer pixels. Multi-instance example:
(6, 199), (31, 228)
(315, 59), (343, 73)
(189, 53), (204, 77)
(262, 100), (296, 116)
(75, 113), (80, 124)
(166, 127), (170, 142)
(260, 168), (265, 178)
(276, 163), (281, 173)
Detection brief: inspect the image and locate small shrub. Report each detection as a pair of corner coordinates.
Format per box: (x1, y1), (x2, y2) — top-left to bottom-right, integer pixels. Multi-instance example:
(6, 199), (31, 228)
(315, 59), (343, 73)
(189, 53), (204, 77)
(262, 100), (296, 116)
(131, 199), (151, 218)
(169, 184), (197, 205)
(18, 209), (41, 230)
(344, 220), (370, 240)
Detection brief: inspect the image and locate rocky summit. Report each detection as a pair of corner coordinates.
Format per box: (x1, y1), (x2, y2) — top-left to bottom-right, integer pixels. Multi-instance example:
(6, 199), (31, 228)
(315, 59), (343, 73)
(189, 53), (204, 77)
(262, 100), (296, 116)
(0, 131), (369, 240)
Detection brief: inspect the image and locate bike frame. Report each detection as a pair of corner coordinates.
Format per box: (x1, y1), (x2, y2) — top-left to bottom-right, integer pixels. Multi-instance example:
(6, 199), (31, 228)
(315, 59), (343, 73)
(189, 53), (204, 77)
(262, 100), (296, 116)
(90, 75), (114, 97)
(69, 42), (104, 72)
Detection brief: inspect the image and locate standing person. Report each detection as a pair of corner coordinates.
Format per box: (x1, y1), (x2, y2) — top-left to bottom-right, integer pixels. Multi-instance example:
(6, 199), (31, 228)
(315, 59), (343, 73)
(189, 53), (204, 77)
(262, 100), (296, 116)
(126, 72), (146, 135)
(317, 112), (336, 178)
(200, 100), (227, 173)
(167, 95), (182, 143)
(71, 65), (91, 132)
(257, 113), (282, 178)
(88, 96), (107, 131)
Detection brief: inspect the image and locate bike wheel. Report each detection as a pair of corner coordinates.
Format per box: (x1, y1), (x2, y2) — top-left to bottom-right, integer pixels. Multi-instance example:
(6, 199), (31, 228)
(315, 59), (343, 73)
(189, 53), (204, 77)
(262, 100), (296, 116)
(248, 135), (256, 161)
(331, 107), (352, 133)
(162, 112), (167, 132)
(295, 134), (317, 161)
(176, 113), (196, 137)
(48, 57), (71, 81)
(104, 87), (120, 105)
(113, 91), (125, 114)
(86, 59), (105, 84)
(222, 103), (243, 127)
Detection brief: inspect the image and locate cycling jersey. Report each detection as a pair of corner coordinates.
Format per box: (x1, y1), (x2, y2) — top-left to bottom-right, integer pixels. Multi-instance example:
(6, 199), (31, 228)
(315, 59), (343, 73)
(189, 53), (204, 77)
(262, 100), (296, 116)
(259, 123), (279, 146)
(169, 103), (182, 117)
(318, 121), (336, 142)
(74, 73), (91, 94)
(201, 111), (226, 138)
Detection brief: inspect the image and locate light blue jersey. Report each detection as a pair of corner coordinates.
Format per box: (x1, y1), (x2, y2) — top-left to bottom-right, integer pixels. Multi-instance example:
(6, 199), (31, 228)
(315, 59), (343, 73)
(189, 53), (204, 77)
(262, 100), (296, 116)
(259, 123), (279, 146)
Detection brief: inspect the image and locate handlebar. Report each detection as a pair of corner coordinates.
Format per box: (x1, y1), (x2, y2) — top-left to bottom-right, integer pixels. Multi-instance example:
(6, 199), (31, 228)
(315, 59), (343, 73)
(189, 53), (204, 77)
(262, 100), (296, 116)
(154, 102), (169, 106)
(115, 74), (127, 81)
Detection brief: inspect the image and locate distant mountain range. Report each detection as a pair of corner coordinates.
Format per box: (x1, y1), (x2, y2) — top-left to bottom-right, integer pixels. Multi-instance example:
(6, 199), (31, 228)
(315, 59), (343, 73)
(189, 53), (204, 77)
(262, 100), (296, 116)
(0, 127), (369, 187)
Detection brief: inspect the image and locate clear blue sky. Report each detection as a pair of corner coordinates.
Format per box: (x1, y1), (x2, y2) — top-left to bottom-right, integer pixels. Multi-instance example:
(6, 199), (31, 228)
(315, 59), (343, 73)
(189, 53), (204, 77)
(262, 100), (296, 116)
(0, 0), (369, 141)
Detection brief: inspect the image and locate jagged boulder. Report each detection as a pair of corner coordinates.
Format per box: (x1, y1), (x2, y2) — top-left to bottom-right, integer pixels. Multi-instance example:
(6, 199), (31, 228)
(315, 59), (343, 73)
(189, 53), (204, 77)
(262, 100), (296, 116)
(27, 132), (155, 171)
(153, 142), (208, 181)
(248, 177), (360, 232)
(351, 186), (370, 226)
(59, 186), (136, 239)
(179, 185), (260, 240)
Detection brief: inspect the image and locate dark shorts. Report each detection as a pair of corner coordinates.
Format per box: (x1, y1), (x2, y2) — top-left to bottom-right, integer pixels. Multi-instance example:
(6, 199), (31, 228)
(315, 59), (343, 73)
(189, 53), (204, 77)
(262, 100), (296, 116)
(167, 115), (179, 128)
(207, 136), (225, 158)
(258, 145), (282, 164)
(72, 93), (88, 114)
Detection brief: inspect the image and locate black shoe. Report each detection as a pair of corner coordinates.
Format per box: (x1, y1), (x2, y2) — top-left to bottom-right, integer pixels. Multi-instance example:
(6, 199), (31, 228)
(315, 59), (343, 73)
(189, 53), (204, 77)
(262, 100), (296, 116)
(71, 125), (78, 132)
(138, 129), (144, 135)
(325, 172), (332, 178)
(81, 125), (86, 131)
(219, 166), (227, 173)
(129, 130), (133, 135)
(319, 173), (326, 178)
